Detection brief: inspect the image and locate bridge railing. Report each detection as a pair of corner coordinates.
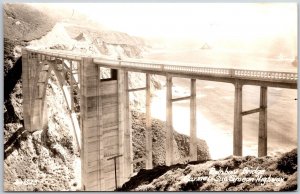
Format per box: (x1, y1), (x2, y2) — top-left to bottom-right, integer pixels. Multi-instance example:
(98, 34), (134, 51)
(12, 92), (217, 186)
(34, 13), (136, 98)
(163, 64), (232, 76)
(109, 58), (297, 82)
(25, 48), (298, 83)
(233, 69), (298, 81)
(26, 48), (84, 61)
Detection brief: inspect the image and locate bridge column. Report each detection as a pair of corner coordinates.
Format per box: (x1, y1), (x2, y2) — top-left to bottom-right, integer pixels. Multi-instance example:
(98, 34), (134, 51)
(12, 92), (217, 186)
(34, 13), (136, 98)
(258, 86), (267, 157)
(233, 82), (243, 156)
(190, 79), (197, 161)
(117, 69), (125, 186)
(166, 75), (174, 166)
(145, 73), (153, 169)
(118, 70), (133, 181)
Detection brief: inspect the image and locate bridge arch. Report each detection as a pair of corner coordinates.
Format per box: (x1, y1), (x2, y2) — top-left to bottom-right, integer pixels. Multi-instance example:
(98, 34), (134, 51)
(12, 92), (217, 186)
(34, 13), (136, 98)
(22, 52), (81, 148)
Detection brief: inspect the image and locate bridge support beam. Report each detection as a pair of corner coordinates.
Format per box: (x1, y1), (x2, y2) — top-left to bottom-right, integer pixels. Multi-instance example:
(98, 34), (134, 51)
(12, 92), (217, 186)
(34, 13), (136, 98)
(258, 86), (267, 157)
(120, 70), (133, 180)
(145, 73), (153, 169)
(166, 75), (174, 166)
(190, 79), (197, 161)
(233, 82), (243, 156)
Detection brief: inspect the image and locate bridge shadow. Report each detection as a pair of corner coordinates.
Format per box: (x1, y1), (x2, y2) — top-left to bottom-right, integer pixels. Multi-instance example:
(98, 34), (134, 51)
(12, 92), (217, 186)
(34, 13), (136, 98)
(4, 121), (29, 160)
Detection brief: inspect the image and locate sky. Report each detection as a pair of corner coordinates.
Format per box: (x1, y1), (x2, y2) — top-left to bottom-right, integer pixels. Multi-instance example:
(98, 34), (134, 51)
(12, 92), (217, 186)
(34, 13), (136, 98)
(31, 3), (297, 55)
(58, 3), (297, 40)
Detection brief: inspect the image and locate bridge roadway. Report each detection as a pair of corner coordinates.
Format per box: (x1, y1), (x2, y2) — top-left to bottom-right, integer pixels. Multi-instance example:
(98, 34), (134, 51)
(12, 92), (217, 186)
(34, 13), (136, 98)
(23, 48), (297, 191)
(26, 48), (297, 89)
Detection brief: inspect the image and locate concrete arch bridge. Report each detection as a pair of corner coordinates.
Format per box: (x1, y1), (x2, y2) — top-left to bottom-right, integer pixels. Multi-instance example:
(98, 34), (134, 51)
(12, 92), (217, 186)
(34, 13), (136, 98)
(22, 48), (297, 191)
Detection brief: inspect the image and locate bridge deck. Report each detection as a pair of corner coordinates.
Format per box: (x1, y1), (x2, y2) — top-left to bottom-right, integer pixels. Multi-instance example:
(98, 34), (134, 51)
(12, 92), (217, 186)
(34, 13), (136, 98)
(25, 48), (297, 89)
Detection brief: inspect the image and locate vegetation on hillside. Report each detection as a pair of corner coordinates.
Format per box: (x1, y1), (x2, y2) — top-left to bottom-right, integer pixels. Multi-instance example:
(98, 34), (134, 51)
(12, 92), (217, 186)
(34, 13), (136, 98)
(119, 149), (297, 191)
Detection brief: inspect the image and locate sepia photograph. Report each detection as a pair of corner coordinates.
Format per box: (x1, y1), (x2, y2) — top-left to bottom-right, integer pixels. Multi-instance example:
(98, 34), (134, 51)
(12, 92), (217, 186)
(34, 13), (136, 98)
(3, 2), (298, 191)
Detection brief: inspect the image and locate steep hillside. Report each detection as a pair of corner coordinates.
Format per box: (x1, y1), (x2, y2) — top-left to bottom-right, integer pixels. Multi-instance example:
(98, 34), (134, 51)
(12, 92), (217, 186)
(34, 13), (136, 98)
(119, 149), (297, 191)
(4, 3), (56, 42)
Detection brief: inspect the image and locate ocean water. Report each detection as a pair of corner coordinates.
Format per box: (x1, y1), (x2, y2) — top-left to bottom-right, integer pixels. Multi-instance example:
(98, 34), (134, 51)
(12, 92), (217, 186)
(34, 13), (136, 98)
(143, 48), (297, 159)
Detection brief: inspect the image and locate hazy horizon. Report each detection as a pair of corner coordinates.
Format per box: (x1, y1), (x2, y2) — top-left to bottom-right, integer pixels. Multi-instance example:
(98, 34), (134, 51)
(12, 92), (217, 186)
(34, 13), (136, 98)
(27, 3), (297, 57)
